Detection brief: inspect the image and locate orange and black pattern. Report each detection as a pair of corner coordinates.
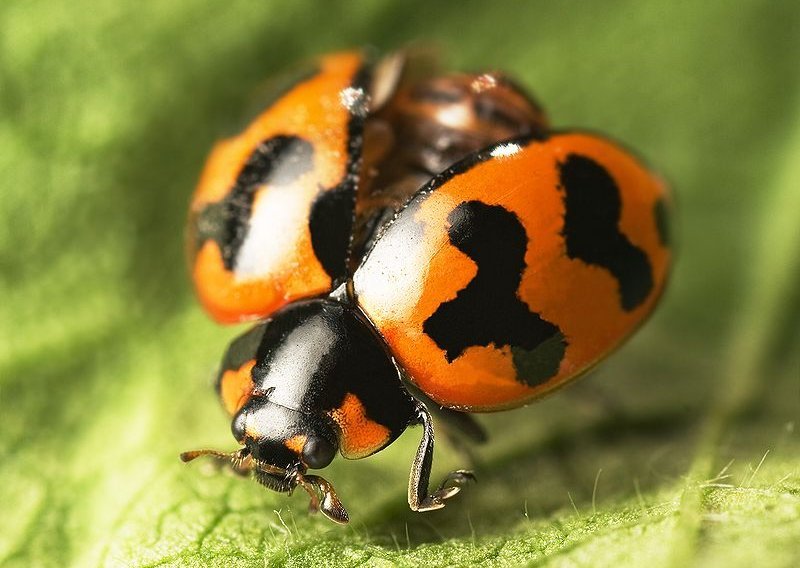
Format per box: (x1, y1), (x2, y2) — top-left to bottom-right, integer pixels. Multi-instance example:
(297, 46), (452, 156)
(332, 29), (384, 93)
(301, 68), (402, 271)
(189, 52), (370, 323)
(354, 132), (670, 410)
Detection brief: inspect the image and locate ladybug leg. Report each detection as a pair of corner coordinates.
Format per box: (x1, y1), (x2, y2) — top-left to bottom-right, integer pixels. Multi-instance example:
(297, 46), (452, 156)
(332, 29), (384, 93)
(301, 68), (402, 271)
(253, 463), (350, 524)
(295, 472), (350, 525)
(402, 381), (486, 467)
(180, 447), (253, 476)
(408, 402), (476, 512)
(403, 381), (488, 445)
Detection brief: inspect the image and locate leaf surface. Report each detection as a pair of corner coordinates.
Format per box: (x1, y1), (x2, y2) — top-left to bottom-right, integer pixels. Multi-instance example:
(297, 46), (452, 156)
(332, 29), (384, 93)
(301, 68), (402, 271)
(1, 2), (798, 567)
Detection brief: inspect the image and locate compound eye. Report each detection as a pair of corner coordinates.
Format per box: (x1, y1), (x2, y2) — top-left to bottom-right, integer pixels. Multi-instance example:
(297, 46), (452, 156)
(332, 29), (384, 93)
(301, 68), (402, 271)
(231, 411), (247, 442)
(302, 435), (337, 470)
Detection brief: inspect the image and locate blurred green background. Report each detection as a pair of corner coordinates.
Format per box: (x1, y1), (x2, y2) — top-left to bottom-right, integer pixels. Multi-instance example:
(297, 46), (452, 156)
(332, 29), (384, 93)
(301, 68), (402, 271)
(1, 1), (798, 566)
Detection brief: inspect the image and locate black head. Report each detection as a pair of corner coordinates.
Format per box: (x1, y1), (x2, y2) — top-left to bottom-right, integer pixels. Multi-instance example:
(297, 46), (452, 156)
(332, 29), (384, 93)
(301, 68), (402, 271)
(181, 374), (347, 522)
(231, 397), (338, 471)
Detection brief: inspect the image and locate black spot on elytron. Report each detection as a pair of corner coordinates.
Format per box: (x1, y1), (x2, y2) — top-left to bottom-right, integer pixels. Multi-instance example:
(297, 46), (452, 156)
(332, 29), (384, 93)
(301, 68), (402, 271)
(511, 332), (567, 387)
(422, 201), (567, 386)
(309, 185), (355, 283)
(653, 197), (670, 247)
(558, 154), (653, 311)
(195, 135), (314, 270)
(323, 61), (371, 282)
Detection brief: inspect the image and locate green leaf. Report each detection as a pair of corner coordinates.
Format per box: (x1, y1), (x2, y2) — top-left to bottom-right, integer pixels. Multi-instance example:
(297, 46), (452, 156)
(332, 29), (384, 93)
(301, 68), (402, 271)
(1, 1), (798, 566)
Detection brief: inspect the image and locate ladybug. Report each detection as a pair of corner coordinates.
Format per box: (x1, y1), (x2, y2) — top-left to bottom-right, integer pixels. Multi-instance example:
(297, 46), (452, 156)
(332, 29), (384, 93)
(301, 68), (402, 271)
(181, 50), (671, 524)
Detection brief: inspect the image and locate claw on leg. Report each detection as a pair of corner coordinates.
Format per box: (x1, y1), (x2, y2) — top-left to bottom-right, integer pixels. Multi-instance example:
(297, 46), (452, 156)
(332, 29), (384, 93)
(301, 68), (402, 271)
(296, 473), (350, 524)
(416, 469), (476, 511)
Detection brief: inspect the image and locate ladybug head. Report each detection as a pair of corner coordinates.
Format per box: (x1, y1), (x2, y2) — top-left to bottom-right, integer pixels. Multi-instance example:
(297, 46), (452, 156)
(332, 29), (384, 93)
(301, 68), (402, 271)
(231, 397), (339, 472)
(180, 398), (347, 523)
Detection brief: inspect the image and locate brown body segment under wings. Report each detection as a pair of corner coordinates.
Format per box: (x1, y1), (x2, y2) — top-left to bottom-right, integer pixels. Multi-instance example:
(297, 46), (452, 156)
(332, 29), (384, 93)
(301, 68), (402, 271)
(353, 132), (671, 411)
(188, 52), (368, 324)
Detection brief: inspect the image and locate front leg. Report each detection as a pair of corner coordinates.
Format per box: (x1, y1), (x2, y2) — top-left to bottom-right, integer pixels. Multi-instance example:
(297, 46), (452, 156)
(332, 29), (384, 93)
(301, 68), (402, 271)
(180, 447), (253, 476)
(408, 401), (476, 511)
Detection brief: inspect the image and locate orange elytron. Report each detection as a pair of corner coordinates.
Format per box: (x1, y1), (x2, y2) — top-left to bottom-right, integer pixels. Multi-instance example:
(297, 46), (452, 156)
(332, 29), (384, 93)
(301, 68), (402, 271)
(188, 52), (367, 323)
(355, 133), (670, 410)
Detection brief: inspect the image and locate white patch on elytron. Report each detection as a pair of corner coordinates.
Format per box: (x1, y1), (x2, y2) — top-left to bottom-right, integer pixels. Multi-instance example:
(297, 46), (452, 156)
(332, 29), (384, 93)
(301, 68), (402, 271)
(354, 209), (432, 323)
(235, 185), (307, 279)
